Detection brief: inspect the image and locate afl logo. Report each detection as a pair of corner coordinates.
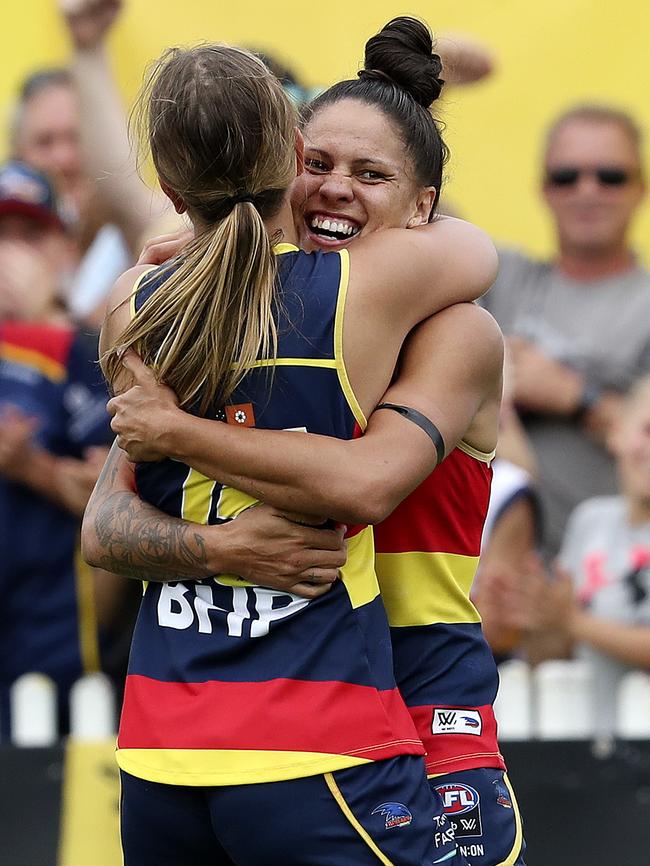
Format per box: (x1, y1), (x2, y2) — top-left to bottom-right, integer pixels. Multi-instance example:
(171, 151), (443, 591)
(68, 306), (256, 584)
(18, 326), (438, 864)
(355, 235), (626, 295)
(434, 783), (480, 816)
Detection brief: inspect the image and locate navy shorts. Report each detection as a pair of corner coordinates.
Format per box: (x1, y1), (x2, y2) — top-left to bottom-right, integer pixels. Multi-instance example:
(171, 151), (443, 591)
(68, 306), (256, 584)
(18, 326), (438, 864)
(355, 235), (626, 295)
(121, 755), (469, 865)
(430, 768), (526, 866)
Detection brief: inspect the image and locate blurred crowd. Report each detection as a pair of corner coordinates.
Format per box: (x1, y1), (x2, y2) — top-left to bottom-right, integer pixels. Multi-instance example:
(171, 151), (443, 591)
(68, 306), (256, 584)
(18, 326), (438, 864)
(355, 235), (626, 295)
(2, 0), (650, 739)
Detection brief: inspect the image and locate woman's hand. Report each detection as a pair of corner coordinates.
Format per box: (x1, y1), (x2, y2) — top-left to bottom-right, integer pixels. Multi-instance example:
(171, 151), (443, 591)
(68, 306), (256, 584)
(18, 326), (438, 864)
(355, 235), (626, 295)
(213, 504), (348, 599)
(137, 229), (194, 266)
(107, 350), (181, 461)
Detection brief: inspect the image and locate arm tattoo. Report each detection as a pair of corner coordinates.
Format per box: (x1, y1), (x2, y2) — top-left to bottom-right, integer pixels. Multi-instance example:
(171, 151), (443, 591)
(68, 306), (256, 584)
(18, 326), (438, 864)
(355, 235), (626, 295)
(89, 443), (210, 582)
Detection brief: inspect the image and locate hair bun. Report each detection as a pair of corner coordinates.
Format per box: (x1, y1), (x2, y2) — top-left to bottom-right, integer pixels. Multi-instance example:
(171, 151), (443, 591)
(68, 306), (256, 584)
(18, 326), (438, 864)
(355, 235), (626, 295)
(363, 16), (444, 108)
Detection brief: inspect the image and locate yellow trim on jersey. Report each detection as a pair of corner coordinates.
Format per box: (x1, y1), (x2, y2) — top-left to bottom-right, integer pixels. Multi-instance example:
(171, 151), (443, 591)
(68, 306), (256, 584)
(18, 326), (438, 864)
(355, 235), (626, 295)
(457, 439), (496, 464)
(74, 547), (101, 674)
(496, 773), (524, 866)
(340, 527), (380, 609)
(181, 467), (216, 524)
(273, 242), (300, 255)
(116, 748), (370, 786)
(376, 551), (482, 626)
(324, 773), (396, 866)
(245, 357), (337, 370)
(0, 344), (66, 382)
(333, 249), (367, 431)
(129, 266), (157, 320)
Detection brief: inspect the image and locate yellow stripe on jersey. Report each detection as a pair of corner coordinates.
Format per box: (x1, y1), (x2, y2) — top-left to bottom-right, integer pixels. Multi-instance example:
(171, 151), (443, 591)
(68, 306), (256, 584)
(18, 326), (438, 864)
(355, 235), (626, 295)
(376, 551), (482, 626)
(0, 344), (66, 382)
(333, 249), (367, 431)
(216, 485), (257, 519)
(273, 242), (300, 255)
(340, 527), (379, 609)
(181, 467), (216, 524)
(244, 357), (337, 370)
(116, 748), (371, 786)
(129, 266), (157, 321)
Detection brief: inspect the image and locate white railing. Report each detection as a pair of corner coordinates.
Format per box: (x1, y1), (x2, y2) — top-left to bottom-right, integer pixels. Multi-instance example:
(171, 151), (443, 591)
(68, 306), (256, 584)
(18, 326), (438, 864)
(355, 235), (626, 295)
(6, 662), (650, 744)
(495, 659), (650, 740)
(8, 672), (116, 745)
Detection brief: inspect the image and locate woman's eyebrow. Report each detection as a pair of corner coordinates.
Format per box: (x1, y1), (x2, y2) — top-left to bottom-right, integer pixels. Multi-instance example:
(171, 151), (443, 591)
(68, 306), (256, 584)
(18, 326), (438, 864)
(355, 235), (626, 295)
(351, 157), (396, 170)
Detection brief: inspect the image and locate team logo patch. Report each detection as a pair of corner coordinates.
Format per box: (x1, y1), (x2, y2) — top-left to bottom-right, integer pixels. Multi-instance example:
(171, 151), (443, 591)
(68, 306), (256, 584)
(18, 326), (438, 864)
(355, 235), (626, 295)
(371, 802), (413, 829)
(493, 777), (513, 809)
(225, 402), (255, 427)
(432, 708), (483, 736)
(434, 783), (482, 839)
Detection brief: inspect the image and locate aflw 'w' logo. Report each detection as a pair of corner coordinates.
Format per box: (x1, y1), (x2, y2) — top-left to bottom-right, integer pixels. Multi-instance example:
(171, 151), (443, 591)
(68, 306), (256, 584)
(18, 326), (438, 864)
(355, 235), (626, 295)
(431, 708), (482, 736)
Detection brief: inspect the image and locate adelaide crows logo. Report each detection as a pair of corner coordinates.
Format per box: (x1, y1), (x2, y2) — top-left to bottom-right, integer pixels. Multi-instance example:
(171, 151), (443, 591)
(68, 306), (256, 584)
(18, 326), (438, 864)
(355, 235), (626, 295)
(371, 802), (413, 829)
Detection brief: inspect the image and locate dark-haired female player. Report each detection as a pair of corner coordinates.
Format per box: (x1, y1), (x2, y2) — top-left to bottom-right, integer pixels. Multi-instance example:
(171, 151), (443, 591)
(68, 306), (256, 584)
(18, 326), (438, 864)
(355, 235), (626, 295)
(91, 26), (499, 866)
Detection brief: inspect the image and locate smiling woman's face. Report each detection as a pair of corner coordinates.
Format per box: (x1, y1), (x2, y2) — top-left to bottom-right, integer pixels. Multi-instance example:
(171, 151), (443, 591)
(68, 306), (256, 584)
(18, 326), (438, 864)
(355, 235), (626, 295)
(291, 98), (435, 252)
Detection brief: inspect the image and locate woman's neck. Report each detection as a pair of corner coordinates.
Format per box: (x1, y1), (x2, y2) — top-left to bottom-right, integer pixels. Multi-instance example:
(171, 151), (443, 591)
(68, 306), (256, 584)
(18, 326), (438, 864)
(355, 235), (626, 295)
(264, 198), (299, 247)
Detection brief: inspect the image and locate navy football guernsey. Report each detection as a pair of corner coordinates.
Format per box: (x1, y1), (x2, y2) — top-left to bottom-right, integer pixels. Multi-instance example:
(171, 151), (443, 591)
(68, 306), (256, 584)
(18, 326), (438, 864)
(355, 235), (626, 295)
(116, 244), (424, 786)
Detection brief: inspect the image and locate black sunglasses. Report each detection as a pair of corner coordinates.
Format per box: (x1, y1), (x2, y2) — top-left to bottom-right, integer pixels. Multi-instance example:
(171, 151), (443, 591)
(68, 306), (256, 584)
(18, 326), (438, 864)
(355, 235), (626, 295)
(546, 166), (632, 187)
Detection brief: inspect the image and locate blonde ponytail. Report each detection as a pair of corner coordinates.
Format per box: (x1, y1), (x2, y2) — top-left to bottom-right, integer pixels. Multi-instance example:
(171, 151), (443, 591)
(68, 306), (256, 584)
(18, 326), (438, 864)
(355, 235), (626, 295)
(104, 202), (277, 413)
(101, 42), (296, 413)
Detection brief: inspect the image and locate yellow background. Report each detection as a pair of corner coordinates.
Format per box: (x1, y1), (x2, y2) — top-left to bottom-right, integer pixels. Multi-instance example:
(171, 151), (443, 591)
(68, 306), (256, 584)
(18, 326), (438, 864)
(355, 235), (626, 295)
(3, 1), (650, 259)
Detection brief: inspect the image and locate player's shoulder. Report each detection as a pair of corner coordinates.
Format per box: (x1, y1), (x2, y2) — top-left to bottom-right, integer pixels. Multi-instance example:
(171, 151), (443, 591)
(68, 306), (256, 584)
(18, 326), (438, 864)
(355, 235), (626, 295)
(423, 302), (504, 371)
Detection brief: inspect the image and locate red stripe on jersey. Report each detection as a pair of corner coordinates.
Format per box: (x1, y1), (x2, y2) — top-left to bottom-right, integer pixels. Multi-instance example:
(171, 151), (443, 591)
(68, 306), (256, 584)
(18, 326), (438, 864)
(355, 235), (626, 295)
(409, 704), (505, 775)
(375, 448), (492, 556)
(0, 321), (74, 365)
(118, 674), (424, 760)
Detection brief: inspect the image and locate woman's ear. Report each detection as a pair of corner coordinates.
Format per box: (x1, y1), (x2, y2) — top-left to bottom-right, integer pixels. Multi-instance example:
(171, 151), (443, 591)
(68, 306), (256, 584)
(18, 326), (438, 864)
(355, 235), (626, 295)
(159, 179), (187, 215)
(407, 186), (437, 227)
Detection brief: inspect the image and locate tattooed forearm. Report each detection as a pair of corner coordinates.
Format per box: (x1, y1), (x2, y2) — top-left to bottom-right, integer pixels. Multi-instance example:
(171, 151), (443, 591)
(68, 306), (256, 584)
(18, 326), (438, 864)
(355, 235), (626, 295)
(92, 491), (210, 581)
(84, 441), (212, 581)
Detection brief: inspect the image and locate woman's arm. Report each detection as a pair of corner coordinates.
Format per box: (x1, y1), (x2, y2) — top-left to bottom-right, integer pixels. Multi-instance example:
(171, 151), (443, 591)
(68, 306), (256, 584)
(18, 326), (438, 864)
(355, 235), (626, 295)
(81, 442), (347, 597)
(570, 613), (650, 670)
(108, 304), (503, 524)
(60, 0), (169, 253)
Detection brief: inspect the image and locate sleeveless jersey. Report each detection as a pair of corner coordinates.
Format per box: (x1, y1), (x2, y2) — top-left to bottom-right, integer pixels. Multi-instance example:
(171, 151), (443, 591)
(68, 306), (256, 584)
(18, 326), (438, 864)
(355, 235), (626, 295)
(116, 244), (423, 786)
(374, 442), (506, 776)
(0, 323), (111, 695)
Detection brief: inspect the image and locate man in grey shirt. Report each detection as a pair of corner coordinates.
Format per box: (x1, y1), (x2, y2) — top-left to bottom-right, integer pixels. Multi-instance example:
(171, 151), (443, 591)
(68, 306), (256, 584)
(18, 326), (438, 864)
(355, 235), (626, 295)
(482, 104), (650, 558)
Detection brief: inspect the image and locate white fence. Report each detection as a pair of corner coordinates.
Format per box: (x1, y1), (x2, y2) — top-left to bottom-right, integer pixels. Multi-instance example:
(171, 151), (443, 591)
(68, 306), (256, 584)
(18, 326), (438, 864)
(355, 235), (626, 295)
(494, 659), (650, 740)
(9, 672), (116, 745)
(7, 662), (650, 744)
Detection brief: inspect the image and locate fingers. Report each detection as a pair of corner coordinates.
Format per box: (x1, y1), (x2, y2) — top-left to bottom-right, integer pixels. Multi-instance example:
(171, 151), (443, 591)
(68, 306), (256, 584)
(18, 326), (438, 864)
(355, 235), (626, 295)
(299, 525), (347, 553)
(137, 230), (193, 265)
(288, 567), (340, 599)
(120, 349), (156, 383)
(295, 566), (339, 585)
(289, 581), (334, 600)
(293, 539), (347, 569)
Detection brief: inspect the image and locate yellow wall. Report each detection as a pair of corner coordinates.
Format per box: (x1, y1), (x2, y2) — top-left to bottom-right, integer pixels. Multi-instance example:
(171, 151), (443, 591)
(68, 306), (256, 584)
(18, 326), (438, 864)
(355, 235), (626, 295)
(4, 1), (650, 259)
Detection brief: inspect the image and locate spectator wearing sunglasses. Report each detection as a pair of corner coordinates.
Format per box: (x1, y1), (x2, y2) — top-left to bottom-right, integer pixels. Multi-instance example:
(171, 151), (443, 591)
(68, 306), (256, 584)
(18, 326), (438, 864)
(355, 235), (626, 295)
(482, 104), (650, 559)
